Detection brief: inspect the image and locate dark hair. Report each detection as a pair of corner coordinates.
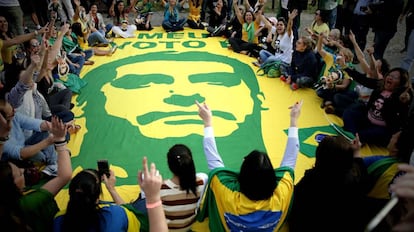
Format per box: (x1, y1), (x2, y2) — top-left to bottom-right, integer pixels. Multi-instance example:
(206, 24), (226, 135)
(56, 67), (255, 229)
(167, 144), (197, 196)
(277, 17), (287, 27)
(114, 0), (125, 25)
(71, 22), (83, 37)
(381, 67), (411, 94)
(0, 15), (14, 40)
(0, 161), (31, 231)
(243, 10), (256, 22)
(314, 136), (354, 173)
(238, 150), (277, 201)
(62, 169), (101, 232)
(379, 58), (390, 75)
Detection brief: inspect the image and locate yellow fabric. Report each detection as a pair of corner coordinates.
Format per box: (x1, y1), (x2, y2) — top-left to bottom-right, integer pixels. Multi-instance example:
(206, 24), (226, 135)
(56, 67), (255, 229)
(1, 43), (16, 64)
(188, 0), (202, 21)
(311, 21), (330, 36)
(54, 27), (387, 232)
(209, 171), (294, 231)
(367, 163), (399, 200)
(122, 205), (141, 232)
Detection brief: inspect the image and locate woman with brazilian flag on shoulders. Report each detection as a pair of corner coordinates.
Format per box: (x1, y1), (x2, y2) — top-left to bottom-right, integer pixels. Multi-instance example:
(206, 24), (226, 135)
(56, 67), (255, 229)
(195, 100), (302, 231)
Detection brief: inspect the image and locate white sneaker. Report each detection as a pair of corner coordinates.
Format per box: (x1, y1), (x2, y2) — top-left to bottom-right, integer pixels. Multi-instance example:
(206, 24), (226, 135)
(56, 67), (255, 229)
(42, 164), (58, 177)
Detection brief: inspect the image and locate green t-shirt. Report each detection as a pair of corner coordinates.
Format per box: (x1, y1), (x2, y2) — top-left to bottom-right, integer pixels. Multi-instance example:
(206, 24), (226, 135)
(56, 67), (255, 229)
(20, 188), (59, 232)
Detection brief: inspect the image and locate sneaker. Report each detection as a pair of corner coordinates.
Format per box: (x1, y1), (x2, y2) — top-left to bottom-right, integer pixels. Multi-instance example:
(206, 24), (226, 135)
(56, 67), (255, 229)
(42, 164), (58, 177)
(290, 83), (299, 90)
(252, 61), (261, 67)
(110, 45), (118, 55)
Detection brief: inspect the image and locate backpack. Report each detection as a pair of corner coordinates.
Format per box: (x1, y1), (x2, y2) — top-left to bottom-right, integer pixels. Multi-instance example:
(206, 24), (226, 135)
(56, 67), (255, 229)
(256, 60), (281, 78)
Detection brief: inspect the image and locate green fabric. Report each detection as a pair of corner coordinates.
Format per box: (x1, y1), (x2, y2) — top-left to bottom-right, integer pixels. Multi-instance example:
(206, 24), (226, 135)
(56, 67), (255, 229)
(20, 188), (59, 232)
(122, 203), (150, 232)
(243, 22), (255, 43)
(367, 157), (399, 180)
(196, 167), (295, 231)
(196, 168), (237, 232)
(56, 73), (87, 94)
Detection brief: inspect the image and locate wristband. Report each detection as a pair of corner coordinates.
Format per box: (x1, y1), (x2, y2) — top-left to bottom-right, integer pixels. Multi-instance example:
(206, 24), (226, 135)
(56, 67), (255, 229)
(0, 135), (9, 142)
(146, 200), (162, 209)
(34, 30), (38, 36)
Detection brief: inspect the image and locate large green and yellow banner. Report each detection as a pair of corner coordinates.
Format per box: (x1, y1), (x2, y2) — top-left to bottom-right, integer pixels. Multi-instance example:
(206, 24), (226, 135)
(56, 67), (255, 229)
(56, 28), (386, 220)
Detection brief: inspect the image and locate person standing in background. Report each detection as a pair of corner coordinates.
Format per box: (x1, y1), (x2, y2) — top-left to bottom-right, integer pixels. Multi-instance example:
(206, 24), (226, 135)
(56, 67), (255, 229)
(0, 0), (24, 35)
(311, 0), (338, 29)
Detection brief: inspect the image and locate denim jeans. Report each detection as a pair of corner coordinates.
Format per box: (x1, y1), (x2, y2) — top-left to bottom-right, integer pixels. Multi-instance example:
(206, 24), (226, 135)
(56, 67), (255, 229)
(88, 31), (108, 46)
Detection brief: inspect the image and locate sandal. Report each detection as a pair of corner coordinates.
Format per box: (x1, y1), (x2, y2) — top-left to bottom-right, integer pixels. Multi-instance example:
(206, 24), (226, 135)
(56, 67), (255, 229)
(68, 124), (81, 134)
(84, 60), (95, 65)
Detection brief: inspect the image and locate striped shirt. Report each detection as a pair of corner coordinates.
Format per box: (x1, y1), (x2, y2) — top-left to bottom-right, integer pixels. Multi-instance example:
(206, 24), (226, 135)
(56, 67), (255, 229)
(160, 173), (208, 232)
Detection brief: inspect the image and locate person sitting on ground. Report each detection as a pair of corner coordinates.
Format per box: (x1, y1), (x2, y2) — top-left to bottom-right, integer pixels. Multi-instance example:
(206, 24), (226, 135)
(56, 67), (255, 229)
(314, 33), (353, 113)
(158, 144), (208, 231)
(196, 100), (302, 231)
(289, 134), (373, 232)
(254, 10), (297, 78)
(187, 0), (204, 29)
(227, 0), (265, 57)
(223, 4), (244, 39)
(341, 66), (413, 147)
(62, 24), (95, 76)
(0, 112), (71, 231)
(134, 144), (208, 231)
(282, 36), (318, 90)
(130, 0), (154, 30)
(72, 0), (116, 52)
(112, 0), (137, 38)
(86, 3), (114, 38)
(53, 161), (149, 231)
(206, 0), (227, 37)
(162, 0), (188, 32)
(71, 22), (117, 55)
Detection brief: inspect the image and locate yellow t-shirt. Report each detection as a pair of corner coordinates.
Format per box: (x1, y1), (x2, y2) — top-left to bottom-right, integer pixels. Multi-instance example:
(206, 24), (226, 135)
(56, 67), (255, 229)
(311, 21), (330, 36)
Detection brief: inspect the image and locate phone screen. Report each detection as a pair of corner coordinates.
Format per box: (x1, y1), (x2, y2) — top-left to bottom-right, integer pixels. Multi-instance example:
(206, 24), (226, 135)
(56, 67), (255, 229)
(97, 160), (110, 177)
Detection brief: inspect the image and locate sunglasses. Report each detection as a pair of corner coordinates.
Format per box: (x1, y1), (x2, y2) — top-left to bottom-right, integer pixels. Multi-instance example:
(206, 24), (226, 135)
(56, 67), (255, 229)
(315, 12), (320, 15)
(31, 42), (40, 47)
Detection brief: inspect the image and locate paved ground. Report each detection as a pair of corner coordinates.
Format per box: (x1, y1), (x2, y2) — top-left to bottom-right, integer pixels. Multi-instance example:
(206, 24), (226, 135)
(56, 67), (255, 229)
(23, 4), (413, 77)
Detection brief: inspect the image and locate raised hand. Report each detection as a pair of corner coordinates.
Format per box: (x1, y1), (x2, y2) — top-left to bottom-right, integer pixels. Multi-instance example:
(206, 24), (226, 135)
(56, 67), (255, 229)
(50, 116), (67, 142)
(138, 157), (162, 203)
(195, 100), (212, 127)
(288, 100), (303, 127)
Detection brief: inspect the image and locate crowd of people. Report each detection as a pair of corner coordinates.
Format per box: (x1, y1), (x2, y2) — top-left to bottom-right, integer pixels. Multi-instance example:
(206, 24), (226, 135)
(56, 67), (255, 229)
(1, 0), (414, 231)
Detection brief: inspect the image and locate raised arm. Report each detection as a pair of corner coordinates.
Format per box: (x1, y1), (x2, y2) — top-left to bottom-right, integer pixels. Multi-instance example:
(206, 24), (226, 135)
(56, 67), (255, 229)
(196, 100), (225, 170)
(41, 116), (72, 195)
(103, 169), (125, 204)
(316, 33), (327, 58)
(348, 31), (370, 74)
(279, 100), (302, 168)
(233, 0), (244, 24)
(138, 157), (168, 232)
(2, 26), (48, 48)
(286, 9), (298, 38)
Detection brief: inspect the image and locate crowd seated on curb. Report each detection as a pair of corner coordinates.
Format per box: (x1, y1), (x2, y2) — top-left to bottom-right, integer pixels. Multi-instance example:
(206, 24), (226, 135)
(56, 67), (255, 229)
(1, 0), (414, 231)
